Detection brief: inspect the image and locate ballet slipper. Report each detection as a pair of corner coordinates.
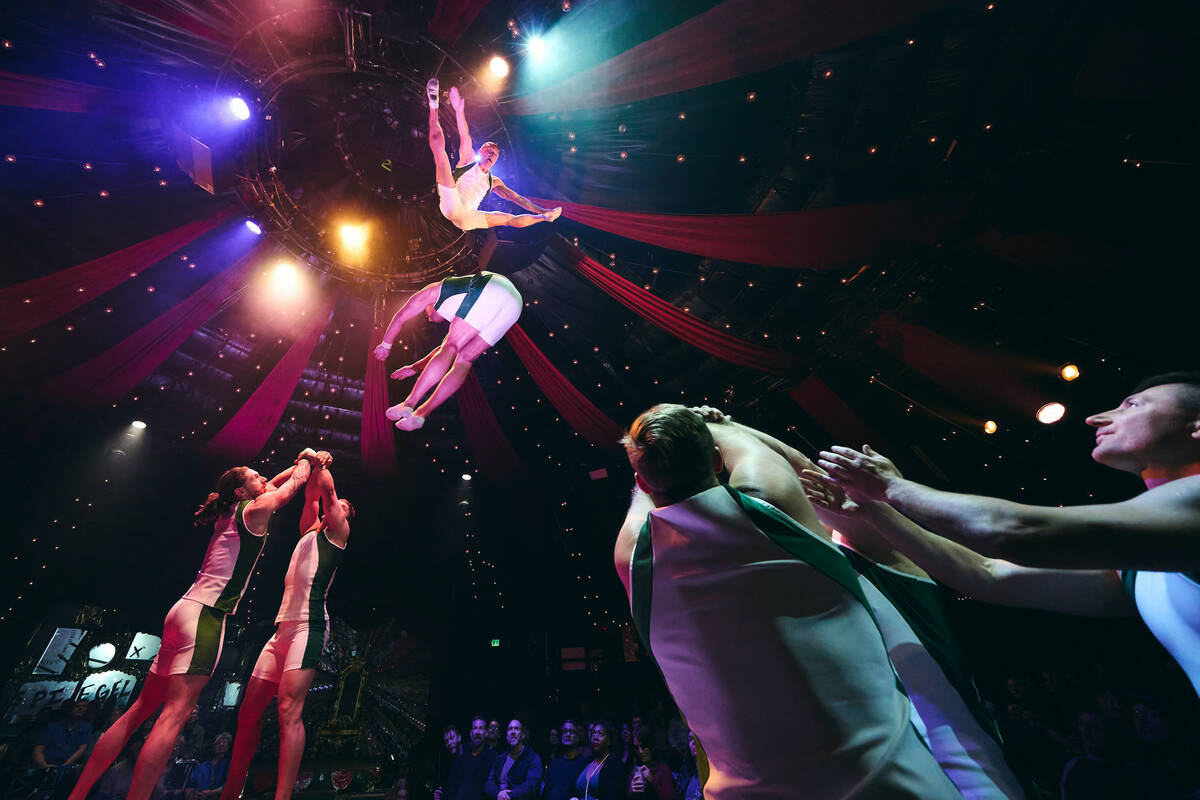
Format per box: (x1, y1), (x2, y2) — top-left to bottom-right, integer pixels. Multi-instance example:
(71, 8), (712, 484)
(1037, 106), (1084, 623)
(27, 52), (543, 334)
(395, 414), (426, 432)
(543, 207), (562, 222)
(385, 403), (415, 422)
(426, 77), (439, 109)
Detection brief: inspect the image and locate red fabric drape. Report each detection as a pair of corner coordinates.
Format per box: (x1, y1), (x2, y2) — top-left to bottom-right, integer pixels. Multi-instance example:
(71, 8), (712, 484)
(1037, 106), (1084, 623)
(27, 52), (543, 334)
(869, 314), (1051, 416)
(505, 324), (624, 452)
(204, 290), (342, 463)
(456, 371), (524, 482)
(44, 241), (268, 406)
(788, 376), (889, 450)
(112, 0), (230, 45)
(361, 321), (399, 477)
(428, 0), (492, 45)
(551, 239), (799, 374)
(0, 70), (146, 115)
(509, 0), (952, 115)
(532, 197), (964, 270)
(0, 205), (240, 341)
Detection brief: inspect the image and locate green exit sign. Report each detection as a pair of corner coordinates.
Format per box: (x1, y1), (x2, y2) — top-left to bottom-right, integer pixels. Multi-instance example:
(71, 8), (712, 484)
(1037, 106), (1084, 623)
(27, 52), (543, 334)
(490, 638), (501, 647)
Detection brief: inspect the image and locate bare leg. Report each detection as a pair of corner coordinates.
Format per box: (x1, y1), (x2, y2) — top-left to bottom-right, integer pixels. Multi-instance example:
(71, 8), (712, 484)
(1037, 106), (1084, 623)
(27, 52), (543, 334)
(275, 668), (316, 800)
(477, 229), (498, 270)
(412, 351), (482, 419)
(68, 672), (169, 800)
(482, 209), (560, 229)
(391, 347), (438, 381)
(428, 106), (455, 189)
(220, 677), (278, 800)
(402, 341), (459, 409)
(126, 673), (209, 800)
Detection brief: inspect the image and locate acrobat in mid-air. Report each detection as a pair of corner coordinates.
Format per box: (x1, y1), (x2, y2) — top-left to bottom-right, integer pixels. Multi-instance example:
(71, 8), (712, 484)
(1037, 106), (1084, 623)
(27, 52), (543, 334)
(373, 270), (521, 431)
(426, 77), (560, 231)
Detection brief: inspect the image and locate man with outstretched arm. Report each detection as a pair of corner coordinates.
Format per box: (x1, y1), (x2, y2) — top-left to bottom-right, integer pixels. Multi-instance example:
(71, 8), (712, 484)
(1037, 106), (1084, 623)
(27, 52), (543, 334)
(811, 371), (1200, 696)
(614, 404), (960, 798)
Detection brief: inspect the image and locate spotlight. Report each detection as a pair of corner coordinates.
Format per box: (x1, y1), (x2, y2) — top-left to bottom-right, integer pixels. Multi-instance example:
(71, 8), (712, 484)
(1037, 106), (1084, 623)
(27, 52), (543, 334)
(528, 36), (548, 60)
(1060, 363), (1080, 381)
(131, 420), (147, 430)
(461, 473), (472, 481)
(228, 97), (251, 121)
(489, 56), (510, 78)
(339, 223), (368, 250)
(983, 420), (997, 434)
(269, 261), (301, 295)
(1036, 402), (1066, 424)
(244, 219), (262, 235)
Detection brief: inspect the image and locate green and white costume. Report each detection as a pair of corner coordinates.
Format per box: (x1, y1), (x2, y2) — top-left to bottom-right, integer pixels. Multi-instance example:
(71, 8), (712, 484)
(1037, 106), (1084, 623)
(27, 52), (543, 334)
(432, 271), (522, 345)
(625, 485), (961, 799)
(842, 548), (1025, 799)
(1122, 570), (1200, 697)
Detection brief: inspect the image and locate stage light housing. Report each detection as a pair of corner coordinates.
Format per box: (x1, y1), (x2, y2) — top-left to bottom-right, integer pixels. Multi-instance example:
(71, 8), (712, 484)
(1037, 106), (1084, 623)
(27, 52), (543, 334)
(131, 420), (147, 430)
(228, 97), (251, 121)
(461, 473), (472, 481)
(1036, 402), (1066, 424)
(244, 219), (262, 235)
(1060, 364), (1080, 381)
(489, 56), (510, 78)
(983, 420), (997, 434)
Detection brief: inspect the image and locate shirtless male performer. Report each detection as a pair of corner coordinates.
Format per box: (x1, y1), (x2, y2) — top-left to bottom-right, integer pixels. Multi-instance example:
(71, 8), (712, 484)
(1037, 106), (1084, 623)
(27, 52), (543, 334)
(373, 270), (520, 431)
(427, 79), (560, 231)
(811, 371), (1200, 698)
(68, 450), (327, 800)
(615, 404), (960, 798)
(221, 459), (351, 800)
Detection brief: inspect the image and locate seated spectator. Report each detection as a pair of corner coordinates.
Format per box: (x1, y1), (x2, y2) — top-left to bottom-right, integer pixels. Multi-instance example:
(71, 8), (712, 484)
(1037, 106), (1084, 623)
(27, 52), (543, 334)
(180, 706), (207, 761)
(615, 723), (634, 773)
(486, 719), (503, 756)
(437, 716), (493, 800)
(676, 733), (701, 800)
(543, 719), (588, 800)
(438, 723), (463, 789)
(1129, 695), (1200, 798)
(1060, 711), (1135, 800)
(484, 719), (541, 800)
(570, 721), (624, 800)
(93, 737), (144, 800)
(627, 727), (674, 799)
(545, 726), (561, 764)
(154, 735), (194, 800)
(33, 699), (93, 790)
(185, 732), (231, 799)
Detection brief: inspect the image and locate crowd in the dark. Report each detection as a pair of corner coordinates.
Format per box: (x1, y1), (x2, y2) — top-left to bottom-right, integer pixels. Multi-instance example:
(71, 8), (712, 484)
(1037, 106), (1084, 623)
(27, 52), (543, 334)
(3, 700), (235, 800)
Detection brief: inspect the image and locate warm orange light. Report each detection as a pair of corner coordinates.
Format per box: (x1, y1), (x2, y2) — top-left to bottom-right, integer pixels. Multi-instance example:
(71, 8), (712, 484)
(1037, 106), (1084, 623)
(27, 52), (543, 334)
(489, 56), (510, 78)
(1060, 364), (1080, 381)
(1036, 402), (1066, 424)
(983, 420), (998, 434)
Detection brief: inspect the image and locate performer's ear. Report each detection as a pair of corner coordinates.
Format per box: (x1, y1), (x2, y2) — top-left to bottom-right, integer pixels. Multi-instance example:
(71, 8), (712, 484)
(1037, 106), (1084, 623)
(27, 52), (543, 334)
(712, 447), (724, 476)
(634, 472), (654, 496)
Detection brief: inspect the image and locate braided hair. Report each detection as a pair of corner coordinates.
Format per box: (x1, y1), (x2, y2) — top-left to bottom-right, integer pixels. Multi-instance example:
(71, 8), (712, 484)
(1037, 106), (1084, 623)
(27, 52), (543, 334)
(194, 467), (251, 529)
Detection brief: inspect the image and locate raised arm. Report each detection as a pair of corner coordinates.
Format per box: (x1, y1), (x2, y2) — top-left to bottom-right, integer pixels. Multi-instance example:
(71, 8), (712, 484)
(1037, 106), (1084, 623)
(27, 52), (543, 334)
(449, 86), (474, 166)
(312, 467), (350, 544)
(801, 470), (1133, 617)
(614, 486), (656, 599)
(820, 445), (1200, 570)
(705, 416), (823, 534)
(490, 177), (551, 216)
(374, 283), (440, 360)
(242, 455), (314, 534)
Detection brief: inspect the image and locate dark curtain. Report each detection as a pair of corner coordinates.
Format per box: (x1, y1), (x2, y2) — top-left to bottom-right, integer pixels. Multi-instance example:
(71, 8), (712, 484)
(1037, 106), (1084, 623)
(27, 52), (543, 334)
(44, 240), (268, 406)
(361, 319), (399, 477)
(532, 197), (965, 270)
(505, 324), (624, 452)
(869, 314), (1051, 416)
(0, 205), (239, 341)
(204, 289), (343, 463)
(457, 371), (524, 482)
(509, 0), (953, 114)
(0, 70), (147, 115)
(428, 0), (493, 44)
(551, 239), (799, 374)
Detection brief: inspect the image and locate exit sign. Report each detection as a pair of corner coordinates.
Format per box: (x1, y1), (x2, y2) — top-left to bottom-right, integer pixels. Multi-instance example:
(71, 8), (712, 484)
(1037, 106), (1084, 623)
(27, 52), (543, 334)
(490, 638), (501, 647)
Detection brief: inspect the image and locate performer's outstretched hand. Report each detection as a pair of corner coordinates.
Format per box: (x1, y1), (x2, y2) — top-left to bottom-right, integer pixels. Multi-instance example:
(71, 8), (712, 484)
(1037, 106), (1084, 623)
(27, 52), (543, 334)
(391, 364), (419, 381)
(817, 445), (902, 503)
(373, 342), (392, 361)
(448, 85), (465, 113)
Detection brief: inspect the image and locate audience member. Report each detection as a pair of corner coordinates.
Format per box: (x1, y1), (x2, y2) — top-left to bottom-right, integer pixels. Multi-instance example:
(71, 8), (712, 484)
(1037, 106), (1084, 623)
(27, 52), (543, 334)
(615, 723), (634, 773)
(436, 716), (494, 800)
(33, 700), (93, 777)
(542, 719), (588, 800)
(484, 719), (541, 800)
(153, 735), (194, 800)
(628, 727), (674, 799)
(486, 720), (503, 755)
(570, 721), (624, 800)
(179, 707), (206, 761)
(184, 732), (231, 799)
(677, 733), (701, 800)
(1059, 711), (1134, 800)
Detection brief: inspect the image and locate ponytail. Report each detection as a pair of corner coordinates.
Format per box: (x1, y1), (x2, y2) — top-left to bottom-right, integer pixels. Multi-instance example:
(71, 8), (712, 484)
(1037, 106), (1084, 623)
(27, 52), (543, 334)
(194, 467), (250, 528)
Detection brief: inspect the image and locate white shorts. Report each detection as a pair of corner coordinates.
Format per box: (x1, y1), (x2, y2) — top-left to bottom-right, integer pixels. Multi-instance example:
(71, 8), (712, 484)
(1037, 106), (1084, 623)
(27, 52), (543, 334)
(435, 275), (522, 345)
(437, 184), (492, 231)
(251, 620), (328, 683)
(149, 598), (227, 677)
